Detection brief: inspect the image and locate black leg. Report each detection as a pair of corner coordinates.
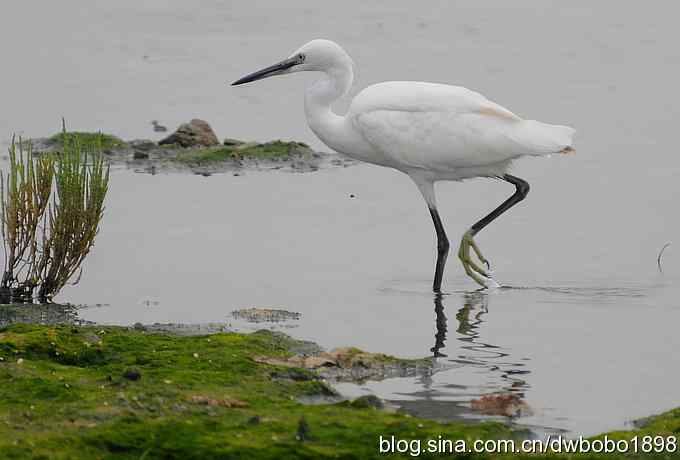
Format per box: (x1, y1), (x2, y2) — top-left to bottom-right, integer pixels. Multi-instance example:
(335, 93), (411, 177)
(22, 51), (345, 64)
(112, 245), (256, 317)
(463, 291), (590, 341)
(429, 208), (450, 292)
(470, 174), (530, 236)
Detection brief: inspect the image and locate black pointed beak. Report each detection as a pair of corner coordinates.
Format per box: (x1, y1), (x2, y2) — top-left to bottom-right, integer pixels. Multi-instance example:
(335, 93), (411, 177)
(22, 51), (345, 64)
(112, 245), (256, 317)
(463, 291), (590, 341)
(231, 57), (299, 86)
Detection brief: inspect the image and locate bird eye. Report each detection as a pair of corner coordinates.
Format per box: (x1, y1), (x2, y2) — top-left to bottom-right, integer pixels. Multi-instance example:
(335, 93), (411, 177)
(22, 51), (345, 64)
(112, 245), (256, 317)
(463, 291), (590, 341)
(298, 53), (305, 63)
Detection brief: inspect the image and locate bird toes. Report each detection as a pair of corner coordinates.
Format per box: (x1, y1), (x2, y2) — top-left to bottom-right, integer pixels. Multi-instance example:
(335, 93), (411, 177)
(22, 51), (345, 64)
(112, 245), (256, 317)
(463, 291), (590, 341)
(458, 230), (498, 288)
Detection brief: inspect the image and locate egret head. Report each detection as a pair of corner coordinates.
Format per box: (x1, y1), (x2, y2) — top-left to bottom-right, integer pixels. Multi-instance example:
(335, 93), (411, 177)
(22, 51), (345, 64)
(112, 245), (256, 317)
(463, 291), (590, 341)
(231, 39), (352, 86)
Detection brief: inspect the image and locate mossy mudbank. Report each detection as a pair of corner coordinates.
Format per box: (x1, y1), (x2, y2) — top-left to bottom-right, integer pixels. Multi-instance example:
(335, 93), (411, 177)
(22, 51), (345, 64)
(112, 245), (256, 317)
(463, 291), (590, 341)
(1, 324), (678, 459)
(174, 140), (313, 165)
(33, 131), (356, 175)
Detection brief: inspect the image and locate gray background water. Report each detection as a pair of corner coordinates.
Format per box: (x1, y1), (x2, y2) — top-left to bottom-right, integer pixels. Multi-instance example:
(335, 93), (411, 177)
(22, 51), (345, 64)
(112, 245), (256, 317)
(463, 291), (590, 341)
(1, 0), (679, 436)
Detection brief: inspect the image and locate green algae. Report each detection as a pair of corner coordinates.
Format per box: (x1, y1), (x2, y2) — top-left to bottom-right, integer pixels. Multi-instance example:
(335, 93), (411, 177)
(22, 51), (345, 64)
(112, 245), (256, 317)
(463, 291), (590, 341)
(174, 140), (312, 165)
(0, 324), (678, 459)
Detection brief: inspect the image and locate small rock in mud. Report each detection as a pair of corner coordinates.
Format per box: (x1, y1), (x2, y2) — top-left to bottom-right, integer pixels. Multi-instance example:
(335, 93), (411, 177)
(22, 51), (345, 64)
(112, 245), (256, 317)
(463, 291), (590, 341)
(271, 368), (320, 382)
(296, 417), (310, 441)
(350, 395), (384, 409)
(151, 120), (167, 132)
(304, 355), (337, 368)
(81, 332), (101, 345)
(129, 139), (156, 152)
(255, 347), (432, 382)
(470, 393), (532, 417)
(159, 119), (219, 147)
(231, 308), (301, 323)
(188, 395), (248, 408)
(122, 368), (142, 381)
(632, 415), (655, 429)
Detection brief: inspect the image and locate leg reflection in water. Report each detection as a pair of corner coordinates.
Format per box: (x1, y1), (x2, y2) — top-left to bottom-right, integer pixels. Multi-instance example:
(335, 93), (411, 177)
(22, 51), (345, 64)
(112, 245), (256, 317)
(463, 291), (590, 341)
(430, 291), (488, 359)
(429, 292), (530, 394)
(431, 293), (448, 357)
(395, 292), (533, 422)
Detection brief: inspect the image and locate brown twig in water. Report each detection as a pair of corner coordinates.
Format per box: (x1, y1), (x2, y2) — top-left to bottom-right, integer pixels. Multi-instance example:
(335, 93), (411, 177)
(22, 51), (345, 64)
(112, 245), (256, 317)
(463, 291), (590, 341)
(657, 243), (671, 273)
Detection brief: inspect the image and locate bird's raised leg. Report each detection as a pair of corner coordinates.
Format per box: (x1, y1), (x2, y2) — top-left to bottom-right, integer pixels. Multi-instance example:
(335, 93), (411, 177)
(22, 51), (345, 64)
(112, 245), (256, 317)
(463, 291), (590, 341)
(459, 174), (530, 288)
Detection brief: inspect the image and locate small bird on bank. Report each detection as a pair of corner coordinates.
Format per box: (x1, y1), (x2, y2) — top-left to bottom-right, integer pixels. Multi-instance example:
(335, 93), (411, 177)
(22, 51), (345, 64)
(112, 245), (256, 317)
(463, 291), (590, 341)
(151, 120), (167, 132)
(232, 39), (575, 291)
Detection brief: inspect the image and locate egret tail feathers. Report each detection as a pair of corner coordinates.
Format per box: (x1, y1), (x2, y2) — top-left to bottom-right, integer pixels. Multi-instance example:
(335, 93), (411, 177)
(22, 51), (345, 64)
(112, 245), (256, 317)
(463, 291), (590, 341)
(511, 120), (576, 156)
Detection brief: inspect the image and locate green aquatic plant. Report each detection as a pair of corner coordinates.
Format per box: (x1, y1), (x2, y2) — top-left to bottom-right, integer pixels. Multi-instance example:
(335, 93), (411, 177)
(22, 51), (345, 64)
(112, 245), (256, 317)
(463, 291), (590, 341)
(49, 131), (125, 150)
(0, 138), (54, 301)
(0, 130), (110, 303)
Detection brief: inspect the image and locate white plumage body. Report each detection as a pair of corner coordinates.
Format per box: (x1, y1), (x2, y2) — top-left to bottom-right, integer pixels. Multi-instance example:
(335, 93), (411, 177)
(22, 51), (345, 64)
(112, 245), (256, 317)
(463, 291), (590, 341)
(335, 81), (575, 181)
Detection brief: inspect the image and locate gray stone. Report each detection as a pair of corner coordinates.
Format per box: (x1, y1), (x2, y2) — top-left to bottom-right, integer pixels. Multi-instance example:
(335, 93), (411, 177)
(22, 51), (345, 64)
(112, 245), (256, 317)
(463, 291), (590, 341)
(159, 119), (219, 147)
(129, 139), (156, 152)
(223, 138), (245, 146)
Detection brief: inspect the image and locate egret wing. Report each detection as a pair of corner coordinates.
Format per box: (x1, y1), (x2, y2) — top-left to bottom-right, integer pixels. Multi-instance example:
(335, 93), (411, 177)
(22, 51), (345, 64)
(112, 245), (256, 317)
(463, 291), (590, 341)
(349, 82), (525, 171)
(349, 81), (572, 172)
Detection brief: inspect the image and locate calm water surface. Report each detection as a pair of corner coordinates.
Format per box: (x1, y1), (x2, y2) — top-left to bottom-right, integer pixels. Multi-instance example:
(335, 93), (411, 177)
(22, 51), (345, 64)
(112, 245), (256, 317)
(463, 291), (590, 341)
(1, 0), (680, 437)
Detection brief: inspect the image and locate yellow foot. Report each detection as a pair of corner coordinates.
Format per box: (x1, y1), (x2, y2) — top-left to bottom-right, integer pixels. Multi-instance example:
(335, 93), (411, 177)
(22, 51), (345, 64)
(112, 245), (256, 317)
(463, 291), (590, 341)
(458, 230), (496, 288)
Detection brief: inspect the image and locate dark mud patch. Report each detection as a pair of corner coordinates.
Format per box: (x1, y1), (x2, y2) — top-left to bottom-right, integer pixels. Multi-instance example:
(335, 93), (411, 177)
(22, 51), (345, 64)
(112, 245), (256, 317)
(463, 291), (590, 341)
(0, 303), (94, 328)
(231, 307), (301, 323)
(126, 321), (234, 336)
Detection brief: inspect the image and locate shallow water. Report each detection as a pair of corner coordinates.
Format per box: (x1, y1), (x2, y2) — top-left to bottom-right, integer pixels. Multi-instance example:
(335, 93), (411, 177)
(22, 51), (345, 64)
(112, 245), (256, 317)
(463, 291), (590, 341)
(2, 0), (680, 437)
(46, 164), (680, 437)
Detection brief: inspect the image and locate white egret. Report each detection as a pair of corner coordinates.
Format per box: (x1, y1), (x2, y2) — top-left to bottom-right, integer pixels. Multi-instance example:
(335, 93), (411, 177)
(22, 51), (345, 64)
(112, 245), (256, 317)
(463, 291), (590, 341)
(232, 39), (575, 291)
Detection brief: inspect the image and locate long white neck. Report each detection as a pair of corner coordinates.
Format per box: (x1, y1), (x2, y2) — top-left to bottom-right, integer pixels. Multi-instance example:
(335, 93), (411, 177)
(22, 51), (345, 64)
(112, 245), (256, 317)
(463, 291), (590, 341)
(304, 63), (353, 152)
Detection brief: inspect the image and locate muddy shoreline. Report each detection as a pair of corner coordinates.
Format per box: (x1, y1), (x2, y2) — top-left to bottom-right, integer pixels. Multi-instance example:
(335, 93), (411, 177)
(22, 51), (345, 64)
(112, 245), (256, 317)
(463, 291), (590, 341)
(0, 319), (677, 459)
(0, 303), (435, 385)
(0, 302), (508, 428)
